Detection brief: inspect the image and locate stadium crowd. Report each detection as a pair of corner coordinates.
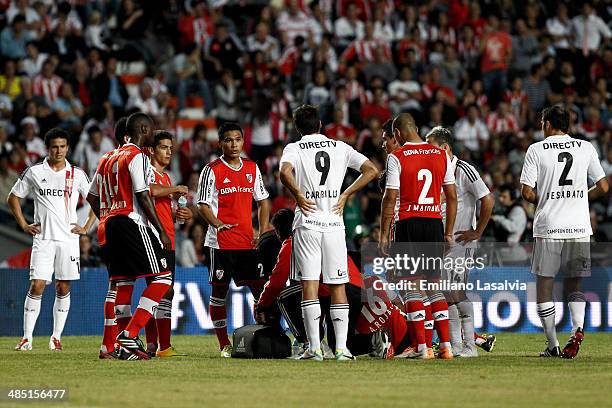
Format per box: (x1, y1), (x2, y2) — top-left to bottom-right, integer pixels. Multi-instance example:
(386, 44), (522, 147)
(0, 0), (610, 267)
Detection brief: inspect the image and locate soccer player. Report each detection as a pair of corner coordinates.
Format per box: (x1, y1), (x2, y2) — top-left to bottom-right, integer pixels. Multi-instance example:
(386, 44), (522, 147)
(145, 130), (192, 357)
(279, 104), (378, 360)
(426, 126), (494, 357)
(103, 112), (173, 360)
(196, 122), (271, 357)
(380, 113), (457, 360)
(520, 106), (608, 358)
(86, 117), (128, 359)
(10, 128), (94, 351)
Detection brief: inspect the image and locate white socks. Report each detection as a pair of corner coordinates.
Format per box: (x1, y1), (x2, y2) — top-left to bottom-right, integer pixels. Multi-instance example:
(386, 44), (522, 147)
(537, 302), (559, 348)
(23, 292), (42, 342)
(301, 300), (321, 352)
(330, 303), (350, 353)
(567, 292), (586, 334)
(447, 304), (462, 353)
(52, 293), (71, 339)
(456, 300), (475, 348)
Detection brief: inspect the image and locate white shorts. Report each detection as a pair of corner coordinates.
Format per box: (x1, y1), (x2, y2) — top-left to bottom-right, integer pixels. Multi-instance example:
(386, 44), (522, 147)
(442, 243), (476, 285)
(531, 237), (591, 278)
(30, 237), (80, 282)
(290, 228), (348, 284)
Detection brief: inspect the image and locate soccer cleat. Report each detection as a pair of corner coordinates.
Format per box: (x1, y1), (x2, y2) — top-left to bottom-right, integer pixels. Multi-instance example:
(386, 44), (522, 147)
(49, 336), (62, 351)
(459, 345), (478, 358)
(335, 350), (356, 361)
(220, 344), (232, 358)
(289, 340), (307, 359)
(393, 346), (415, 359)
(321, 340), (334, 359)
(116, 331), (151, 360)
(540, 345), (561, 357)
(298, 348), (323, 361)
(426, 348), (435, 359)
(99, 350), (120, 360)
(437, 347), (454, 360)
(146, 343), (158, 358)
(561, 328), (584, 359)
(396, 347), (432, 359)
(15, 338), (32, 351)
(369, 332), (393, 359)
(156, 346), (187, 357)
(477, 334), (497, 352)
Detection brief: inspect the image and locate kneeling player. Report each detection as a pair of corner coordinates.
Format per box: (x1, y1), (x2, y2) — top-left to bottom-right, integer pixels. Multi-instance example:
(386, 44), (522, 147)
(197, 122), (271, 357)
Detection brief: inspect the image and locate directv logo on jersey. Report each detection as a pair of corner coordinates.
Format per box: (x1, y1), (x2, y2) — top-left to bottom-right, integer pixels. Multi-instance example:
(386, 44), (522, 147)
(38, 188), (72, 197)
(298, 140), (337, 149)
(542, 140), (582, 149)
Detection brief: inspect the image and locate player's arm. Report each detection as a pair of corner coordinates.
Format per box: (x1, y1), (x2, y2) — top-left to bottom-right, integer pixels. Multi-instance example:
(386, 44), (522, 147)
(150, 184), (188, 198)
(521, 185), (537, 203)
(257, 241), (291, 312)
(380, 154), (400, 255)
(7, 169), (40, 235)
(587, 146), (610, 201)
(520, 145), (538, 203)
(196, 165), (236, 231)
(71, 209), (97, 235)
(86, 192), (101, 219)
(588, 177), (609, 201)
(333, 159), (379, 215)
(254, 165), (271, 238)
(279, 161), (317, 215)
(442, 183), (457, 242)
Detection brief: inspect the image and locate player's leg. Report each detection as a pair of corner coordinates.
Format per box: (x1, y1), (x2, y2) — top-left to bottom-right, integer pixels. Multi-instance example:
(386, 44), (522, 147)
(422, 295), (434, 349)
(401, 291), (427, 356)
(207, 247), (233, 355)
(144, 276), (159, 354)
(155, 282), (179, 357)
(278, 285), (308, 357)
(100, 279), (118, 357)
(115, 279), (135, 334)
(533, 238), (562, 357)
(50, 280), (71, 350)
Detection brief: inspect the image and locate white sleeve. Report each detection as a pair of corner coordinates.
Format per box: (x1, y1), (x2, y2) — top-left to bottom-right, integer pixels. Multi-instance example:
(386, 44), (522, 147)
(76, 169), (91, 198)
(253, 165), (270, 202)
(279, 143), (298, 168)
(385, 154), (400, 190)
(88, 169), (99, 196)
(588, 145), (606, 183)
(196, 165), (216, 205)
(464, 166), (490, 200)
(443, 154), (455, 185)
(127, 153), (150, 193)
(10, 168), (32, 198)
(346, 143), (368, 171)
(520, 145), (538, 188)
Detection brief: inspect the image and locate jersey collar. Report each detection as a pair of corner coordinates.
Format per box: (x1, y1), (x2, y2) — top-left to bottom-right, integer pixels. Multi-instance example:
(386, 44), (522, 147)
(402, 141), (427, 145)
(43, 158), (70, 173)
(220, 156), (243, 171)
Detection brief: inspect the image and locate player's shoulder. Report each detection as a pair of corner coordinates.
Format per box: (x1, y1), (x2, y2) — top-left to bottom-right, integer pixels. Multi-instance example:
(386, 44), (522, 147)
(207, 158), (223, 168)
(19, 162), (44, 179)
(455, 159), (480, 182)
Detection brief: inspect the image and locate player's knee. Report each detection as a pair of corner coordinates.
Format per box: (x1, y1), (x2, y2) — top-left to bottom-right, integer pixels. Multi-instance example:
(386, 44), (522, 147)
(211, 284), (229, 299)
(55, 280), (70, 296)
(29, 279), (45, 296)
(164, 285), (174, 300)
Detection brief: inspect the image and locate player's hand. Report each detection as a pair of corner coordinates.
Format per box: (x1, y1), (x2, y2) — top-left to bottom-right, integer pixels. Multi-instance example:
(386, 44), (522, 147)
(70, 223), (88, 235)
(216, 223), (237, 232)
(455, 229), (480, 244)
(252, 235), (260, 247)
(296, 194), (317, 216)
(22, 223), (41, 236)
(160, 231), (172, 250)
(332, 193), (349, 215)
(174, 185), (188, 195)
(176, 208), (193, 222)
(379, 235), (390, 256)
(444, 234), (455, 244)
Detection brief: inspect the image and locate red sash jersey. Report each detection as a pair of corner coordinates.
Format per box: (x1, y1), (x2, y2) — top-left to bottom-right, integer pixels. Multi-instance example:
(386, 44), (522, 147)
(197, 157), (269, 250)
(385, 142), (455, 220)
(258, 236), (364, 308)
(88, 149), (116, 246)
(149, 169), (175, 250)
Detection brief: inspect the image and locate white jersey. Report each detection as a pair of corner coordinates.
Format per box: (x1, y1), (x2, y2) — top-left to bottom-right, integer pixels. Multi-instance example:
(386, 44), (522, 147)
(10, 158), (91, 241)
(520, 134), (606, 239)
(280, 133), (368, 232)
(443, 156), (491, 234)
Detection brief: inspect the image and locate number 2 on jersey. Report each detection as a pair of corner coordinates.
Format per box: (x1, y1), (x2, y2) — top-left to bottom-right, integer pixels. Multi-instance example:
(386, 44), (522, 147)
(315, 151), (330, 185)
(417, 169), (434, 204)
(558, 152), (573, 186)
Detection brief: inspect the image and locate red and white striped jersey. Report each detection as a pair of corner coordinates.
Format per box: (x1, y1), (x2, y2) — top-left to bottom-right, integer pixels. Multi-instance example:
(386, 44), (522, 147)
(386, 142), (455, 220)
(104, 143), (151, 226)
(341, 39), (391, 63)
(197, 157), (269, 250)
(32, 74), (63, 105)
(486, 112), (519, 134)
(88, 149), (117, 246)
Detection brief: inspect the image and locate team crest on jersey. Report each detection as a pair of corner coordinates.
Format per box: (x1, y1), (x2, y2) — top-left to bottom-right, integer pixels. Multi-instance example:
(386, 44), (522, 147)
(161, 258), (167, 269)
(216, 269), (224, 279)
(246, 173), (253, 183)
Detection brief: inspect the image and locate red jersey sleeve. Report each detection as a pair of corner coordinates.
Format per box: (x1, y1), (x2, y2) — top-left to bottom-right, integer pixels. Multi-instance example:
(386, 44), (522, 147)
(258, 237), (292, 308)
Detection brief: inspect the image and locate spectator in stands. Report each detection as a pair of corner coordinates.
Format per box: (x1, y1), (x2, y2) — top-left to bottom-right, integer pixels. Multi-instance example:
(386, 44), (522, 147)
(249, 92), (274, 168)
(486, 101), (519, 137)
(363, 46), (396, 85)
(492, 184), (527, 243)
(570, 2), (611, 81)
(511, 19), (539, 78)
(480, 15), (512, 108)
(454, 104), (489, 152)
(335, 3), (364, 48)
(303, 69), (330, 106)
(74, 125), (114, 178)
(19, 116), (45, 163)
(52, 82), (84, 132)
(325, 108), (357, 146)
(79, 234), (101, 267)
(546, 3), (572, 61)
(0, 14), (32, 59)
(0, 152), (18, 202)
(127, 81), (161, 119)
(169, 43), (213, 113)
(0, 60), (22, 101)
(91, 56), (128, 116)
(361, 87), (391, 125)
(276, 0), (312, 47)
(247, 22), (280, 64)
(214, 69), (238, 124)
(388, 66), (422, 116)
(22, 41), (47, 77)
(179, 223), (205, 267)
(522, 63), (551, 123)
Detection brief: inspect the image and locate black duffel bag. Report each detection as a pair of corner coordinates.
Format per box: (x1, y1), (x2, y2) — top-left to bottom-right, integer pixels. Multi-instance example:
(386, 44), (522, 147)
(231, 324), (291, 359)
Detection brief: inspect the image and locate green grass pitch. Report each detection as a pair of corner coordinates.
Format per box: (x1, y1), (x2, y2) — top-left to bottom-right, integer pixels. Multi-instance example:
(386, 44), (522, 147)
(1, 334), (611, 408)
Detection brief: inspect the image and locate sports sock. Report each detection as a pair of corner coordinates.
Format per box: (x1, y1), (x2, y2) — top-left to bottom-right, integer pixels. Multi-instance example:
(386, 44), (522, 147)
(23, 292), (42, 342)
(567, 292), (586, 335)
(329, 303), (350, 353)
(537, 302), (559, 348)
(209, 296), (230, 349)
(125, 275), (171, 338)
(447, 303), (462, 353)
(474, 332), (486, 346)
(101, 289), (117, 353)
(52, 292), (70, 339)
(301, 299), (321, 352)
(429, 292), (451, 350)
(423, 296), (433, 348)
(156, 299), (173, 350)
(403, 292), (426, 352)
(145, 317), (158, 350)
(456, 299), (475, 348)
(115, 280), (134, 334)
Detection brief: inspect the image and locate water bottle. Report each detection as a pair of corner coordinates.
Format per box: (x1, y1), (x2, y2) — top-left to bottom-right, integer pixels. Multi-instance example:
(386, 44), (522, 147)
(177, 195), (187, 225)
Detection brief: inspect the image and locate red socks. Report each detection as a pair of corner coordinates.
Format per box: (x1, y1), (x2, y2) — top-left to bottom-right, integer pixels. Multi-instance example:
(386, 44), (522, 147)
(125, 276), (172, 338)
(101, 288), (117, 353)
(156, 298), (173, 350)
(209, 295), (230, 349)
(423, 296), (434, 348)
(403, 292), (426, 350)
(115, 280), (134, 335)
(430, 292), (451, 348)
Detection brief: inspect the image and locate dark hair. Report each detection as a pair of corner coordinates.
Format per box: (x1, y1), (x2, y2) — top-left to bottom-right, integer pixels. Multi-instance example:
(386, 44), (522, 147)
(57, 1), (71, 15)
(218, 122), (243, 141)
(192, 123), (206, 141)
(87, 125), (102, 137)
(541, 105), (570, 133)
(499, 183), (516, 200)
(126, 112), (152, 139)
(272, 209), (294, 241)
(153, 130), (174, 148)
(426, 126), (453, 146)
(114, 117), (128, 145)
(184, 42), (198, 55)
(12, 14), (26, 25)
(44, 127), (70, 147)
(382, 119), (393, 138)
(293, 104), (320, 135)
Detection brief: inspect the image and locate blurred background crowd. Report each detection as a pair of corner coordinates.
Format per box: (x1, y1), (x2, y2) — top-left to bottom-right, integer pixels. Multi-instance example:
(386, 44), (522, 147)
(0, 0), (610, 267)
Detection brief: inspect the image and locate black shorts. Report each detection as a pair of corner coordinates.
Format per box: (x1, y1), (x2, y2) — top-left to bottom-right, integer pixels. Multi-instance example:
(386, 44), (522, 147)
(393, 217), (444, 280)
(207, 247), (263, 286)
(146, 250), (176, 285)
(105, 216), (170, 280)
